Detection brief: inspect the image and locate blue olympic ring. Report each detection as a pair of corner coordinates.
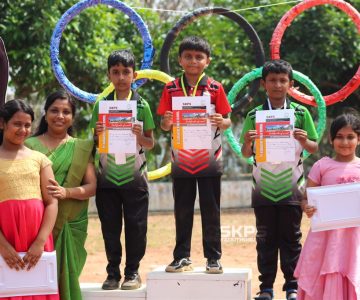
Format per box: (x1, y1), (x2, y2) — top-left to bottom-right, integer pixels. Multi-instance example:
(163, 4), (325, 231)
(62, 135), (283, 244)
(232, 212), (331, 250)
(50, 0), (154, 103)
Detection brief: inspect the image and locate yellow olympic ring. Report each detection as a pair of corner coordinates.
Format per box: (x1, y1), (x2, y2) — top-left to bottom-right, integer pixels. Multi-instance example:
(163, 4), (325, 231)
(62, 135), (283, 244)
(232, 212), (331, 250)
(148, 161), (172, 181)
(139, 70), (174, 180)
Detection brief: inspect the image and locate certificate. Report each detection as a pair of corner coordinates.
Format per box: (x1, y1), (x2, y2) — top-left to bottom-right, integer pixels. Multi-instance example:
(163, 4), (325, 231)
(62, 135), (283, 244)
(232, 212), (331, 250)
(307, 182), (360, 232)
(0, 251), (57, 297)
(172, 96), (211, 150)
(98, 101), (137, 156)
(255, 109), (295, 163)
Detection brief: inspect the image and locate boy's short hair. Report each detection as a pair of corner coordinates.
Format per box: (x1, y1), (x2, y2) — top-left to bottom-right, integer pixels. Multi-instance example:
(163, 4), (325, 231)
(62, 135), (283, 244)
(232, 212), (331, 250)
(107, 49), (136, 71)
(178, 36), (211, 57)
(262, 59), (293, 81)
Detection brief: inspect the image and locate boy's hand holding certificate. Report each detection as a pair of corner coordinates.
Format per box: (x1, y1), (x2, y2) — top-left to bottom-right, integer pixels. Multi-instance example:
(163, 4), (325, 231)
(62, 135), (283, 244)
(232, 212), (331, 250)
(255, 109), (296, 163)
(172, 96), (212, 150)
(98, 101), (137, 163)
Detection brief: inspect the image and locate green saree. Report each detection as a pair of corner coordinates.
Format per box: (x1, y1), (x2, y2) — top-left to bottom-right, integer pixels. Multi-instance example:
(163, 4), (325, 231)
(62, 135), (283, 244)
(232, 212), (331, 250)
(26, 137), (93, 300)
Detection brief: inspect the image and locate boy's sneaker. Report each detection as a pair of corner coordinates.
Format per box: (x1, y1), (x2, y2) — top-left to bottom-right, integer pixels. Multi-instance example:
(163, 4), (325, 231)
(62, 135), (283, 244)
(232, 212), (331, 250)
(101, 277), (120, 290)
(165, 257), (193, 272)
(206, 258), (223, 274)
(254, 288), (274, 300)
(286, 289), (297, 300)
(120, 274), (142, 290)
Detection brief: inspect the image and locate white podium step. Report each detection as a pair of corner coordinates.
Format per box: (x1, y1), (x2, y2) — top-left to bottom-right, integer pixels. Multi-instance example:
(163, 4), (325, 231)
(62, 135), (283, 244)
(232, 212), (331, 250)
(146, 267), (252, 300)
(81, 283), (146, 300)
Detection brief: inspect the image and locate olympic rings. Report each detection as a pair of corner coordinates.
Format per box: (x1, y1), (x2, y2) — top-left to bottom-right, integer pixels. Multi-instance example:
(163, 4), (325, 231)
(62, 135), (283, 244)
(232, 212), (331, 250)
(225, 67), (326, 163)
(270, 0), (360, 106)
(159, 7), (265, 110)
(97, 69), (174, 180)
(148, 162), (172, 181)
(50, 0), (154, 104)
(97, 69), (174, 100)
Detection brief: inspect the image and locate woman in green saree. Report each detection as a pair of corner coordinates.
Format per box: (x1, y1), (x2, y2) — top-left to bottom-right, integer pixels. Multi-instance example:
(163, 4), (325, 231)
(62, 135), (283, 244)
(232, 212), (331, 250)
(26, 90), (96, 300)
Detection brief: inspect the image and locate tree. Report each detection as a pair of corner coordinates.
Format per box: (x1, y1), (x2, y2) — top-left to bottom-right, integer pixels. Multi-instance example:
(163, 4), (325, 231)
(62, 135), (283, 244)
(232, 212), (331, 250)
(1, 0), (359, 176)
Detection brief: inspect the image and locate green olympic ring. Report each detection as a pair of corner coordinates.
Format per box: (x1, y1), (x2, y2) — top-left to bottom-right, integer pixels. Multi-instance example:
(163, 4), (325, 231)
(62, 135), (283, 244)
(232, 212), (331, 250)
(224, 67), (326, 163)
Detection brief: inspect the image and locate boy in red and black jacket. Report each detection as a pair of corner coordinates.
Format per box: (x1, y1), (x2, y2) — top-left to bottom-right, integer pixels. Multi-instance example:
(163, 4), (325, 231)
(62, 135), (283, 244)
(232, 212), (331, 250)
(157, 36), (231, 274)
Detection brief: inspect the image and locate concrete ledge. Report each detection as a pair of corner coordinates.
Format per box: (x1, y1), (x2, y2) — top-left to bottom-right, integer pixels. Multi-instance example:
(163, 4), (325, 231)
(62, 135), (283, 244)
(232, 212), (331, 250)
(81, 283), (146, 299)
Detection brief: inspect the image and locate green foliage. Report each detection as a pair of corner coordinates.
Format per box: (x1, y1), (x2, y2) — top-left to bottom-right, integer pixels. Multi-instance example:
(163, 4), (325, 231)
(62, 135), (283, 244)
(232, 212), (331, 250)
(1, 0), (360, 177)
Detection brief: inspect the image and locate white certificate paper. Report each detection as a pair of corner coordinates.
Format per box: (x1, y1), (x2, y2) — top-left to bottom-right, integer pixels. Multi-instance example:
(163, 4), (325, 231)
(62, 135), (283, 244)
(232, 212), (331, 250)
(307, 182), (360, 232)
(98, 101), (137, 156)
(0, 251), (57, 297)
(172, 96), (211, 150)
(255, 109), (295, 163)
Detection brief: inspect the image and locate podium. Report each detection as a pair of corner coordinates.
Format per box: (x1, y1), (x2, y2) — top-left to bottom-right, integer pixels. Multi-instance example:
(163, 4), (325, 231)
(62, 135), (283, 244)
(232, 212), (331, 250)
(81, 267), (252, 300)
(146, 267), (252, 300)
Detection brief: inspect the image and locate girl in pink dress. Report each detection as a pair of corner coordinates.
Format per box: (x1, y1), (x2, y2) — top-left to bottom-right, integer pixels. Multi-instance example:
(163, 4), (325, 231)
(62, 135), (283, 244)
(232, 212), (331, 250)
(295, 112), (360, 300)
(0, 100), (59, 300)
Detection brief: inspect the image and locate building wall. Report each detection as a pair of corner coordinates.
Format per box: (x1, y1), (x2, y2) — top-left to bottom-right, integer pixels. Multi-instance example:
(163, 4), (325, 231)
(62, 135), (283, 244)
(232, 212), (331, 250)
(88, 180), (252, 214)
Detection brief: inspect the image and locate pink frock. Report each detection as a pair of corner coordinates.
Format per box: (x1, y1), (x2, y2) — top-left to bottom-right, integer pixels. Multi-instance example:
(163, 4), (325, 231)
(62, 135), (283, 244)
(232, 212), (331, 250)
(0, 151), (59, 300)
(295, 157), (360, 300)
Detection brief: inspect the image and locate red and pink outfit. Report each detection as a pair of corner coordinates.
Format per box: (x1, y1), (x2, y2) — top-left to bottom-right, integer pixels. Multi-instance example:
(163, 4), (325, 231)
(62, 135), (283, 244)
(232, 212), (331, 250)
(0, 151), (59, 300)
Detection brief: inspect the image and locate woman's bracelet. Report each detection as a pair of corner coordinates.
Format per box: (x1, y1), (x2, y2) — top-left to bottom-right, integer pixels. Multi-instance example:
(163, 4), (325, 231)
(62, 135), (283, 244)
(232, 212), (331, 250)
(65, 188), (70, 199)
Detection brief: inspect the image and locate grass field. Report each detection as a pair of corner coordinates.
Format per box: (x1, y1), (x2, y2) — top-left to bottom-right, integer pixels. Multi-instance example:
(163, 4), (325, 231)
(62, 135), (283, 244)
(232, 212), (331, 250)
(80, 208), (311, 299)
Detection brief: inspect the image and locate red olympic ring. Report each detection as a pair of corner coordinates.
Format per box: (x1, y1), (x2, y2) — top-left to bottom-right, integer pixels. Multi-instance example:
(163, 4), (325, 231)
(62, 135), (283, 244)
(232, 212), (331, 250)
(270, 0), (360, 106)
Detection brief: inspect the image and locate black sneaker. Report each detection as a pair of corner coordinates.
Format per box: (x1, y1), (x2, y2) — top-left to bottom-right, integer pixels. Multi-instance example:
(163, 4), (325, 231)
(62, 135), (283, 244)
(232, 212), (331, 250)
(102, 277), (120, 290)
(254, 288), (274, 300)
(165, 257), (193, 272)
(206, 258), (223, 274)
(286, 289), (297, 300)
(121, 274), (142, 290)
